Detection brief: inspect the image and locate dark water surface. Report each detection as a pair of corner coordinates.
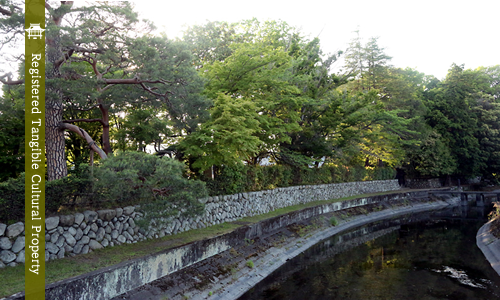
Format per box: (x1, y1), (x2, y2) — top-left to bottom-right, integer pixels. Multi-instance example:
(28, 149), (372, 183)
(239, 203), (500, 300)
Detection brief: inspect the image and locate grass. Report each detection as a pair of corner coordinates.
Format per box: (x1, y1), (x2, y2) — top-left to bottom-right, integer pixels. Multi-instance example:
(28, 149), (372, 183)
(246, 260), (254, 268)
(0, 189), (406, 298)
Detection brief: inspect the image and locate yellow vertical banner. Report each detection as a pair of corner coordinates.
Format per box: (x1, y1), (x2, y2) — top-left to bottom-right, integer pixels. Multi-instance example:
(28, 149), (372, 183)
(25, 0), (45, 299)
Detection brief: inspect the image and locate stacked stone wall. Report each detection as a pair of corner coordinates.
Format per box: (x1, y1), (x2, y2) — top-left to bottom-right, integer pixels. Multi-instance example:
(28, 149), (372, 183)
(0, 179), (400, 267)
(405, 178), (442, 189)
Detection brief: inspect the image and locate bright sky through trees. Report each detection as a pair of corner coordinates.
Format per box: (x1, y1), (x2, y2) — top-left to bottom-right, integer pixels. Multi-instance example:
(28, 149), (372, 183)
(132, 0), (499, 80)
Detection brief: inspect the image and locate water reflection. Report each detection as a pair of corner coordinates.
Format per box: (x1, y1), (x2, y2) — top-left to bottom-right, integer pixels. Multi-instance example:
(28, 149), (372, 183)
(240, 201), (500, 300)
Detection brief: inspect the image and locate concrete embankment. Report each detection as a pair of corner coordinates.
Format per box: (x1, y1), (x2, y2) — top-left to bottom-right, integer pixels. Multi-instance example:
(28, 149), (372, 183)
(184, 196), (459, 300)
(6, 189), (459, 300)
(477, 219), (500, 277)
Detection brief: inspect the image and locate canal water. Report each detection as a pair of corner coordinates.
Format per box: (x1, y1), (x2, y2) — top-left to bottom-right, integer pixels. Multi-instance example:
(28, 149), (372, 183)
(239, 201), (500, 300)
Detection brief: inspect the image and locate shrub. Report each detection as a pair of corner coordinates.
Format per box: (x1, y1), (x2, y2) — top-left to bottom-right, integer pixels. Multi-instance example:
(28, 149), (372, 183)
(0, 174), (25, 223)
(90, 152), (207, 226)
(246, 260), (254, 268)
(0, 152), (208, 225)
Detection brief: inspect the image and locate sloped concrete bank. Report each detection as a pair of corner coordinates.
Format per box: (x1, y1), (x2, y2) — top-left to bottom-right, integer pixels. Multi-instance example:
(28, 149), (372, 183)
(477, 220), (500, 277)
(6, 189), (455, 300)
(117, 193), (460, 300)
(212, 199), (459, 300)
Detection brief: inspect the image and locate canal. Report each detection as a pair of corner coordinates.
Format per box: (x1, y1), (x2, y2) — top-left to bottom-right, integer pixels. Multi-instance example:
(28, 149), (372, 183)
(239, 202), (500, 299)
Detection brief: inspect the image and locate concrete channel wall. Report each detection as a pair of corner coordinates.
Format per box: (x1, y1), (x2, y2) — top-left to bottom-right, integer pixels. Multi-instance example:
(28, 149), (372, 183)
(6, 189), (451, 300)
(0, 180), (400, 268)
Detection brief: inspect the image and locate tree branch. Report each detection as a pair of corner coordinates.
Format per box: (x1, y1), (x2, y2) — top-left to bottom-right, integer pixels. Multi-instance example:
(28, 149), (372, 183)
(0, 6), (13, 16)
(0, 73), (23, 85)
(59, 123), (108, 159)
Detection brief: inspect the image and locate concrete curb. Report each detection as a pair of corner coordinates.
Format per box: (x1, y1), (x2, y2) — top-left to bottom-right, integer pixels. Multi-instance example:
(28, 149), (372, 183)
(476, 219), (500, 277)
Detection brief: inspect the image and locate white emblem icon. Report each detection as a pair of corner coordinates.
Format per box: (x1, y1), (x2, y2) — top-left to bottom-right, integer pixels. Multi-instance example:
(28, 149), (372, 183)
(25, 23), (45, 40)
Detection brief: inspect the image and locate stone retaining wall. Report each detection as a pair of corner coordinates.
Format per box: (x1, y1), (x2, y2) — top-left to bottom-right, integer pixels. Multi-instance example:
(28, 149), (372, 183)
(0, 179), (400, 267)
(405, 178), (442, 189)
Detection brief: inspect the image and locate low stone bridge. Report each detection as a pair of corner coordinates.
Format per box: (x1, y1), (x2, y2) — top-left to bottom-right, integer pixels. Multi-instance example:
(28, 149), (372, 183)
(429, 190), (500, 205)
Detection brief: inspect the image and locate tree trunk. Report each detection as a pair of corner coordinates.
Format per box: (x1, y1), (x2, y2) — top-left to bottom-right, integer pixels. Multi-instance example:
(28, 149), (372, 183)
(46, 31), (67, 180)
(99, 102), (112, 154)
(45, 1), (73, 180)
(46, 97), (68, 180)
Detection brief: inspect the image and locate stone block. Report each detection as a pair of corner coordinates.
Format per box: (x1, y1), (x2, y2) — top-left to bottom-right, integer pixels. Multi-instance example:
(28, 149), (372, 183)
(45, 217), (60, 231)
(59, 215), (75, 227)
(88, 231), (96, 239)
(73, 243), (83, 254)
(57, 248), (65, 259)
(96, 228), (105, 241)
(127, 227), (134, 236)
(50, 232), (59, 244)
(0, 250), (16, 263)
(63, 232), (76, 247)
(80, 236), (90, 245)
(75, 228), (84, 240)
(0, 237), (12, 250)
(88, 240), (103, 250)
(55, 236), (64, 248)
(123, 231), (133, 241)
(83, 224), (91, 235)
(97, 209), (116, 221)
(11, 236), (24, 253)
(115, 208), (123, 218)
(74, 213), (84, 225)
(46, 242), (59, 254)
(6, 222), (24, 238)
(123, 206), (135, 216)
(83, 211), (98, 223)
(116, 235), (126, 243)
(68, 227), (77, 236)
(0, 224), (6, 236)
(15, 250), (24, 263)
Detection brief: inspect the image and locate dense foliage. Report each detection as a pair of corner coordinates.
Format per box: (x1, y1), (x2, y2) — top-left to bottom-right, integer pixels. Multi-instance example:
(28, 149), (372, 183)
(1, 2), (499, 221)
(0, 152), (207, 223)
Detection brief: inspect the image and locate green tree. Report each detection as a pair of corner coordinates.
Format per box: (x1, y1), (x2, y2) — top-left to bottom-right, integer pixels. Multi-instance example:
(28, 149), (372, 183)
(113, 106), (172, 152)
(424, 64), (482, 177)
(181, 94), (263, 170)
(191, 41), (302, 166)
(0, 88), (24, 181)
(471, 87), (500, 182)
(1, 1), (209, 180)
(405, 130), (457, 177)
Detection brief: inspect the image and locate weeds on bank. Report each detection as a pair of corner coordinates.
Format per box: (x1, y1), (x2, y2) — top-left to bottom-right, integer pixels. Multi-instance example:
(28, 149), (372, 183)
(489, 202), (500, 220)
(246, 260), (254, 268)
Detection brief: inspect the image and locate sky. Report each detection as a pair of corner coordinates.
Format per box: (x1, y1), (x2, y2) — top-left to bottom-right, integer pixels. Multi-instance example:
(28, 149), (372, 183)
(132, 0), (500, 80)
